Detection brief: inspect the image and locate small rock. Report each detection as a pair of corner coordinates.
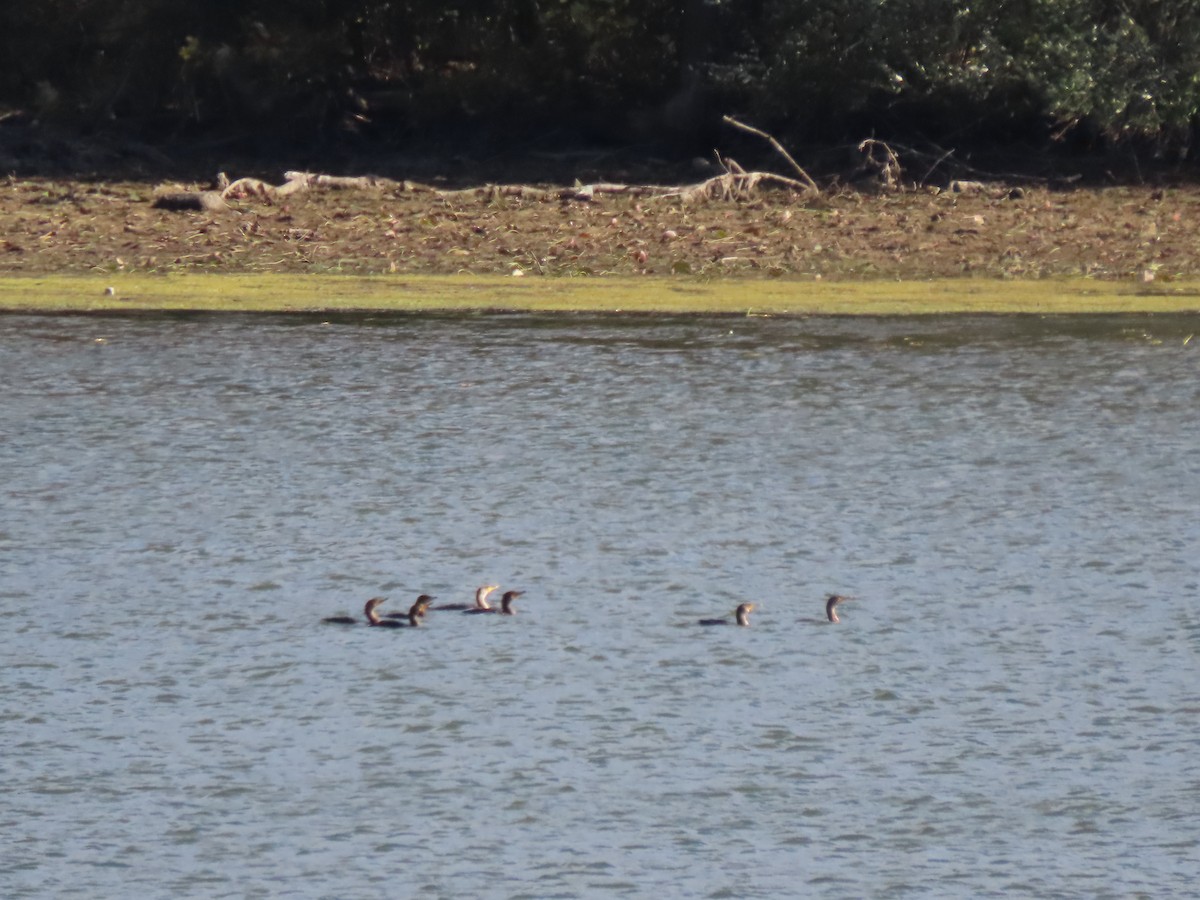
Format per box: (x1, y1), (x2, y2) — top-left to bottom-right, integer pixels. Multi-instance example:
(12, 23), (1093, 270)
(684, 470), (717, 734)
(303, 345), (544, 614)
(949, 180), (986, 194)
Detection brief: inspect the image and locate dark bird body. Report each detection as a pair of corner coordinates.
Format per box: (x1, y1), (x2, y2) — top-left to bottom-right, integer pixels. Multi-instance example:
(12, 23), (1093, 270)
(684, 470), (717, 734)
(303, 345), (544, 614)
(699, 603), (755, 626)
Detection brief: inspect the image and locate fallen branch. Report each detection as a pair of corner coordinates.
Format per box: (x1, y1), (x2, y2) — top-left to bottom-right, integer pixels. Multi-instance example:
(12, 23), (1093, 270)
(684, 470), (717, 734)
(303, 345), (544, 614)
(221, 176), (300, 201)
(722, 115), (819, 194)
(435, 182), (671, 202)
(659, 169), (814, 202)
(919, 146), (957, 187)
(280, 171), (437, 193)
(153, 170), (437, 212)
(564, 182), (663, 201)
(152, 160), (816, 214)
(222, 171), (420, 200)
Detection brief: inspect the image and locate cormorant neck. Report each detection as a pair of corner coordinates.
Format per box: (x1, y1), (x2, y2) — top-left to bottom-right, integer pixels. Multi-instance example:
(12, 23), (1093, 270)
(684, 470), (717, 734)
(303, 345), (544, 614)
(826, 595), (849, 623)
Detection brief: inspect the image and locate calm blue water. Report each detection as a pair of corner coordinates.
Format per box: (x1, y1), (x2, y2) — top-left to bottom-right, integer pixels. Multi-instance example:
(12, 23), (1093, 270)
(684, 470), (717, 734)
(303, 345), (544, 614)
(1, 311), (1197, 899)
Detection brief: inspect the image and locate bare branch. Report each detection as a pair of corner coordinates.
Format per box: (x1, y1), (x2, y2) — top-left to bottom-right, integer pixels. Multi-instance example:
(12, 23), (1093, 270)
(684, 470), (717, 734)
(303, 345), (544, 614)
(722, 115), (819, 193)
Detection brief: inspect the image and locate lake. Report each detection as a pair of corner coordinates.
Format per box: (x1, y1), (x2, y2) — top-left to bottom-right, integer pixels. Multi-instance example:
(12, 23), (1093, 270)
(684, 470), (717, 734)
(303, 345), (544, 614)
(1, 310), (1197, 898)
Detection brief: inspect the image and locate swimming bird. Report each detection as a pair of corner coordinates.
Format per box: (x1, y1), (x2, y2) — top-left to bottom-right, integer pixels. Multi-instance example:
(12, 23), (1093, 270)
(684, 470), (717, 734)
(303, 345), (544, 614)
(365, 596), (409, 628)
(428, 585), (498, 612)
(466, 589), (523, 615)
(380, 595), (435, 627)
(699, 603), (755, 626)
(323, 596), (385, 625)
(825, 594), (854, 623)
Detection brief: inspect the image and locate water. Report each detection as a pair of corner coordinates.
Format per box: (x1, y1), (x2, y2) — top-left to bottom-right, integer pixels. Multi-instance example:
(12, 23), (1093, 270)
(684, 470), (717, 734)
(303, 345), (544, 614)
(1, 311), (1197, 899)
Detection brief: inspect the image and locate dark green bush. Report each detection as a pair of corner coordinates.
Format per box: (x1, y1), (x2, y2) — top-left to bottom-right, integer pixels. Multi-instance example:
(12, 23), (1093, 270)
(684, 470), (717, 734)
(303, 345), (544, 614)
(1, 0), (1196, 157)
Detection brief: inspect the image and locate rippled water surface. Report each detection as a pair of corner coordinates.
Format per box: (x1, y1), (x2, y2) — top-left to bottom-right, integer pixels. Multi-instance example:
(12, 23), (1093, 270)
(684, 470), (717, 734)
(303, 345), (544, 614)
(2, 311), (1198, 898)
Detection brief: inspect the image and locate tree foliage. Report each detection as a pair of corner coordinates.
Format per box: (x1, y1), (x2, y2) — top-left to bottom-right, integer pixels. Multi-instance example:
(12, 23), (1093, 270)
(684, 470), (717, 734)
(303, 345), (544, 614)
(2, 0), (1198, 157)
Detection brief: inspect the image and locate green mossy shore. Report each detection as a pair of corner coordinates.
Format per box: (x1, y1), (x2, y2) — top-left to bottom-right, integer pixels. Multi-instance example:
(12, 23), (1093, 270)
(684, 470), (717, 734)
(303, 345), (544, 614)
(2, 273), (1199, 316)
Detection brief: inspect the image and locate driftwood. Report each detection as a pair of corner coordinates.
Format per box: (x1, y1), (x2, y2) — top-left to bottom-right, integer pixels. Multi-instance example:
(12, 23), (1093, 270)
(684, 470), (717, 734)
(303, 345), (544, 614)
(722, 115), (819, 194)
(435, 157), (817, 204)
(151, 130), (823, 214)
(153, 170), (444, 212)
(438, 182), (671, 202)
(220, 175), (303, 201)
(153, 170), (816, 208)
(220, 171), (429, 200)
(657, 155), (816, 202)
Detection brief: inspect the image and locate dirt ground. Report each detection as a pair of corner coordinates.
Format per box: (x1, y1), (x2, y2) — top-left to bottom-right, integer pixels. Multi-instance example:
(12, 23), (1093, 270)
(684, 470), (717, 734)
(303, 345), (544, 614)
(3, 172), (1199, 283)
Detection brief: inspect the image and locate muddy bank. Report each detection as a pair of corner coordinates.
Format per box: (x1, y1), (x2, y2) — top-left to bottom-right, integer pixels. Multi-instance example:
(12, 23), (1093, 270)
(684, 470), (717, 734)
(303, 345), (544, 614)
(6, 171), (1200, 286)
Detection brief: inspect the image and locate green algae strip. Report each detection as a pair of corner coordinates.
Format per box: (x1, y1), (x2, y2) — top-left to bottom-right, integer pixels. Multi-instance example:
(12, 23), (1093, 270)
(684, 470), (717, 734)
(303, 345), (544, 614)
(2, 273), (1199, 315)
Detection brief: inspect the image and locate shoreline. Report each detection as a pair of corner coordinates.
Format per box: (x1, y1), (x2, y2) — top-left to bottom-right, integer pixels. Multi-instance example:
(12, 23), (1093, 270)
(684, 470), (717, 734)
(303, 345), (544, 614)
(2, 273), (1199, 316)
(6, 175), (1200, 316)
